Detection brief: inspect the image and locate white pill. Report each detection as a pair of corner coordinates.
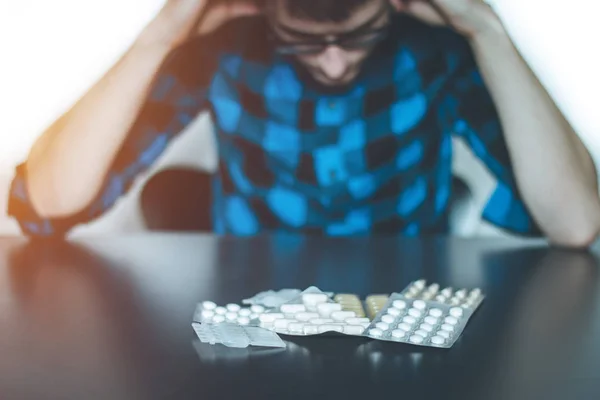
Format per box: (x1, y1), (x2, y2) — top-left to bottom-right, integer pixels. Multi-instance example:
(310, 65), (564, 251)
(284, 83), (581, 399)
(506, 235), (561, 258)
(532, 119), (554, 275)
(412, 300), (427, 310)
(410, 335), (424, 344)
(455, 289), (467, 299)
(250, 305), (265, 314)
(346, 317), (371, 325)
(369, 328), (384, 337)
(408, 308), (422, 318)
(225, 312), (238, 321)
(302, 293), (329, 307)
(431, 336), (445, 345)
(404, 292), (415, 299)
(450, 307), (464, 318)
(424, 316), (438, 325)
(445, 316), (459, 325)
(238, 308), (251, 317)
(381, 314), (396, 324)
(466, 298), (478, 306)
(403, 315), (417, 324)
(415, 329), (428, 338)
(249, 313), (259, 320)
(274, 319), (295, 329)
(420, 323), (433, 332)
(331, 311), (356, 321)
(398, 322), (412, 331)
(288, 323), (306, 334)
(212, 315), (225, 323)
(415, 279), (426, 289)
(215, 307), (227, 315)
(376, 322), (390, 331)
(317, 303), (342, 317)
(318, 324), (343, 334)
(392, 300), (407, 309)
(392, 329), (406, 339)
(201, 310), (215, 320)
(202, 301), (217, 310)
(427, 284), (440, 294)
(422, 292), (434, 301)
(226, 303), (241, 312)
(408, 287), (420, 296)
(344, 325), (365, 335)
(429, 308), (443, 318)
(294, 312), (318, 322)
(387, 307), (402, 316)
(303, 324), (319, 335)
(450, 298), (461, 306)
(441, 324), (455, 332)
(437, 330), (451, 339)
(259, 313), (284, 323)
(435, 295), (447, 303)
(309, 318), (335, 325)
(281, 304), (306, 314)
(441, 288), (453, 297)
(238, 317), (250, 326)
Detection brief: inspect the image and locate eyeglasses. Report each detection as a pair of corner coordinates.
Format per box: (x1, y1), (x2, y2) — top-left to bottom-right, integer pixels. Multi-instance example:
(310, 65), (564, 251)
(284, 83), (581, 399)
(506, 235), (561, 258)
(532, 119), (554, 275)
(269, 24), (391, 55)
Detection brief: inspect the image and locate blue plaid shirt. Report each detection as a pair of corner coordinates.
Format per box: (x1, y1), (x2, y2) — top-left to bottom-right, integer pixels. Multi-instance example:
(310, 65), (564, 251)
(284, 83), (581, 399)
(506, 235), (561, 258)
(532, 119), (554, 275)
(8, 16), (541, 237)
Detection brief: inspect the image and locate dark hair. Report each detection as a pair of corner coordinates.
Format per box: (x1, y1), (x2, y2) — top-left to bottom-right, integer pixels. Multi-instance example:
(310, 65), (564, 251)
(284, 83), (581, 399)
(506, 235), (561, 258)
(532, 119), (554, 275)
(282, 0), (374, 23)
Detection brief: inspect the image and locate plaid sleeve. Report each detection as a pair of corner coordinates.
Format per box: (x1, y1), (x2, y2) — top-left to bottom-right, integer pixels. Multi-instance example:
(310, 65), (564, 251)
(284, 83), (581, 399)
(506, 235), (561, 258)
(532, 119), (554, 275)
(7, 34), (227, 237)
(435, 30), (542, 236)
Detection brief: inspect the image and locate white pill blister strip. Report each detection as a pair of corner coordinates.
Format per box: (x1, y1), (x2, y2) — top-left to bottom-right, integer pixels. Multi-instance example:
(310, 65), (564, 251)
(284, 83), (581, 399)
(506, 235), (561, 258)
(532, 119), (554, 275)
(401, 280), (484, 309)
(242, 288), (335, 308)
(365, 284), (484, 348)
(193, 301), (268, 326)
(242, 289), (302, 308)
(259, 287), (371, 337)
(192, 322), (286, 348)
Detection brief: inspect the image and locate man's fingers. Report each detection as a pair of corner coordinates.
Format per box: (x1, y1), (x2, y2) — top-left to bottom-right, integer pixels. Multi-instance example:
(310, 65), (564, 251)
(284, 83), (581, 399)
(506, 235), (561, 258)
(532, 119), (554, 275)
(196, 1), (261, 35)
(404, 1), (447, 26)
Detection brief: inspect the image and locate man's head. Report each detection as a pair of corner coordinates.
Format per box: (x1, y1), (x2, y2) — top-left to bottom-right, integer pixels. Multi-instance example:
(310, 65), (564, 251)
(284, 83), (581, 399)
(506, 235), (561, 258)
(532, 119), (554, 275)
(267, 0), (404, 87)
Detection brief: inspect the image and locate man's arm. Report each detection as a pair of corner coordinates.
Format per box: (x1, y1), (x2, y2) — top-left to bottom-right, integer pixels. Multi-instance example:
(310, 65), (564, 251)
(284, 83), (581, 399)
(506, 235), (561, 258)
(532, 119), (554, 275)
(467, 16), (600, 248)
(11, 1), (258, 236)
(22, 0), (218, 221)
(404, 0), (600, 247)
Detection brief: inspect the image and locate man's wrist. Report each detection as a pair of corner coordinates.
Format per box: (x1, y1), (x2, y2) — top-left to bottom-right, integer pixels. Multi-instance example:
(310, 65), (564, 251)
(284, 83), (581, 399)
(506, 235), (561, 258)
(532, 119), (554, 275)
(136, 17), (183, 51)
(467, 11), (512, 53)
(465, 7), (507, 42)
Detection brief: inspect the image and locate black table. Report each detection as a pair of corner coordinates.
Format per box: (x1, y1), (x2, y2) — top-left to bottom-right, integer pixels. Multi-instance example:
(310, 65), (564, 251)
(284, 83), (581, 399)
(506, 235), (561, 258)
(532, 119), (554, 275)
(1, 235), (600, 400)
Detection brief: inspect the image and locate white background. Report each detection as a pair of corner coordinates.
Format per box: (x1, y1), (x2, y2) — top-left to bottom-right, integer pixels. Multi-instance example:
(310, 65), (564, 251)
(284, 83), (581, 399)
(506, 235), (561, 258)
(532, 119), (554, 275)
(0, 0), (599, 235)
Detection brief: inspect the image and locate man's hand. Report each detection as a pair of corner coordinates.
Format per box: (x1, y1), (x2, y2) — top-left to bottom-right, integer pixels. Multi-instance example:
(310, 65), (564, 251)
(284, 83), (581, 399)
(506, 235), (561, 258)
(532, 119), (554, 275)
(143, 0), (261, 48)
(391, 0), (501, 38)
(394, 0), (600, 247)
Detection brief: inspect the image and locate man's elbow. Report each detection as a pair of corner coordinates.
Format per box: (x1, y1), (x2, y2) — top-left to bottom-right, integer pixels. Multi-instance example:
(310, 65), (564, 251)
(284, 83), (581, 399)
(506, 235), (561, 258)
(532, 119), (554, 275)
(549, 213), (600, 249)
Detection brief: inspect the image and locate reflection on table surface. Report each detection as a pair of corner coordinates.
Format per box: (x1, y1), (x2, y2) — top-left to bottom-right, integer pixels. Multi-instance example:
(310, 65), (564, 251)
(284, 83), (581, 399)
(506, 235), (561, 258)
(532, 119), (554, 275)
(0, 235), (599, 400)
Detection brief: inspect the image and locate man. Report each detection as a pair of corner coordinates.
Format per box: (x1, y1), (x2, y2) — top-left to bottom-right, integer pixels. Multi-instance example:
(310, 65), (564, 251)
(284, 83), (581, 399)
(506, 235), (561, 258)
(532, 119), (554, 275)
(8, 0), (600, 247)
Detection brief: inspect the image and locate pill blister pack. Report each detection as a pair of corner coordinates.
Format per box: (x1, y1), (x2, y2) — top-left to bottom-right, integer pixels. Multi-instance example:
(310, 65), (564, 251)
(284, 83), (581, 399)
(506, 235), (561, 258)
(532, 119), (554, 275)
(402, 280), (484, 309)
(334, 294), (367, 318)
(193, 301), (266, 326)
(365, 281), (484, 348)
(258, 287), (371, 336)
(192, 323), (286, 348)
(365, 295), (389, 320)
(242, 288), (335, 308)
(193, 282), (484, 349)
(242, 289), (302, 308)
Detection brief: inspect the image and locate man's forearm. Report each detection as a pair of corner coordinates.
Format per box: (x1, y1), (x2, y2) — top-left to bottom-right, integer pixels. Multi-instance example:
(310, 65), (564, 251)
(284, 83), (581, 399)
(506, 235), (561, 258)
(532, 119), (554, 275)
(468, 15), (600, 247)
(26, 39), (172, 220)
